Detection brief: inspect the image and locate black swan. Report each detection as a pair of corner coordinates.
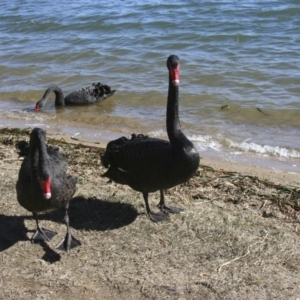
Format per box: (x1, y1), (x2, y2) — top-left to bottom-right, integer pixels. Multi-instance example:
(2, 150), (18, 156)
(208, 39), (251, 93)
(35, 82), (116, 110)
(101, 55), (200, 222)
(16, 128), (81, 251)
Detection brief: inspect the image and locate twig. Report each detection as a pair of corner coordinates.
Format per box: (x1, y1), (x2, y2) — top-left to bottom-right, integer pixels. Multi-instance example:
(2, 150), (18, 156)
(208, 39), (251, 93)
(140, 278), (146, 293)
(256, 107), (269, 116)
(218, 232), (269, 273)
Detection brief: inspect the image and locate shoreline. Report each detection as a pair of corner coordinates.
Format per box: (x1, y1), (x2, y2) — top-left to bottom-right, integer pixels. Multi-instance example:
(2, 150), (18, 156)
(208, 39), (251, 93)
(2, 126), (298, 187)
(1, 110), (299, 176)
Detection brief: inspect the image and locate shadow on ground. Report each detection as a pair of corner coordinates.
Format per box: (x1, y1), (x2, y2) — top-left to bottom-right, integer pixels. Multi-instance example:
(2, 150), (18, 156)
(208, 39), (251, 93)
(0, 196), (137, 262)
(0, 214), (28, 252)
(33, 196), (138, 232)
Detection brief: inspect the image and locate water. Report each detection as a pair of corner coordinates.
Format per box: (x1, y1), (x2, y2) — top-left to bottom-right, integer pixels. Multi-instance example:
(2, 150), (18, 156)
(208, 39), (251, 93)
(0, 0), (300, 172)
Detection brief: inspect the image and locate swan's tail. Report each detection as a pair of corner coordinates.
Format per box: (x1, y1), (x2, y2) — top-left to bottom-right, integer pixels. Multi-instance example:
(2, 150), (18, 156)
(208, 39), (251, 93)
(15, 140), (61, 157)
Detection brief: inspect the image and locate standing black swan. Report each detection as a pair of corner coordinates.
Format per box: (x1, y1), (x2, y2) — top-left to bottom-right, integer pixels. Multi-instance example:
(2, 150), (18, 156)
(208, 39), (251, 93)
(35, 82), (116, 111)
(101, 55), (200, 222)
(16, 128), (81, 251)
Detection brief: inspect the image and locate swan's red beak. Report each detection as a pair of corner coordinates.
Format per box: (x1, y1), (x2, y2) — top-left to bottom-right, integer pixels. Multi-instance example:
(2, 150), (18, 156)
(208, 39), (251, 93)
(170, 65), (180, 86)
(35, 104), (40, 111)
(42, 179), (51, 199)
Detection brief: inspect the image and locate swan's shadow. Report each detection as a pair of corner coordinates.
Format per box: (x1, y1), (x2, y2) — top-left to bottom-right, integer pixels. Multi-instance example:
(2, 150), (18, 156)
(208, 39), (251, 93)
(70, 196), (138, 231)
(38, 196), (138, 231)
(0, 214), (28, 252)
(0, 214), (61, 263)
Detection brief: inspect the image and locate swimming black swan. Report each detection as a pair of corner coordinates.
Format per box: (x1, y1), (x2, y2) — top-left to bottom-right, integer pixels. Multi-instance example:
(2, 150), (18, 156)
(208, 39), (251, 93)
(101, 55), (200, 222)
(35, 82), (116, 110)
(16, 128), (81, 251)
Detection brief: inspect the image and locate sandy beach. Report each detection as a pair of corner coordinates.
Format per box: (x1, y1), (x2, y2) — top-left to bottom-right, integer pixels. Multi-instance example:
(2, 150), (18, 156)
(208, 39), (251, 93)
(0, 128), (299, 299)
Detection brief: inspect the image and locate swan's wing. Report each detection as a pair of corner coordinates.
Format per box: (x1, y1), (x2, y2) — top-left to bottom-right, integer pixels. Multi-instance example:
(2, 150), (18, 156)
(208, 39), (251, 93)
(64, 82), (116, 105)
(101, 134), (175, 187)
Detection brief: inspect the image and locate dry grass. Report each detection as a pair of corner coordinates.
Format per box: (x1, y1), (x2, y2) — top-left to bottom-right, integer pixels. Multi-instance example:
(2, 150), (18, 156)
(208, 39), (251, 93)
(0, 128), (299, 300)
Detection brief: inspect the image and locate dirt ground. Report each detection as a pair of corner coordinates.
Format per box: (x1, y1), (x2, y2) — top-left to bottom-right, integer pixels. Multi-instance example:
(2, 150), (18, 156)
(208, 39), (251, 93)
(0, 128), (299, 300)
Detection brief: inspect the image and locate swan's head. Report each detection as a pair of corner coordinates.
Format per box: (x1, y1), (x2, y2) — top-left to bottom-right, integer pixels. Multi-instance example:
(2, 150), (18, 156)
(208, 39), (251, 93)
(35, 97), (46, 111)
(167, 55), (180, 86)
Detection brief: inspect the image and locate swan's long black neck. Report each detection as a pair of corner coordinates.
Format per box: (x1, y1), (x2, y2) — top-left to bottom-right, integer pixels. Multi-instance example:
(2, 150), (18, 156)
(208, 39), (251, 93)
(36, 86), (65, 110)
(166, 75), (193, 150)
(30, 130), (51, 181)
(53, 87), (65, 106)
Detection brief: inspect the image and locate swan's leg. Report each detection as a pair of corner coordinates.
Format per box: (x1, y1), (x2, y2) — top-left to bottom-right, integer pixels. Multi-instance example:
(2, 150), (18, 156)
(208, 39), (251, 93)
(157, 189), (184, 214)
(31, 212), (57, 243)
(142, 192), (169, 222)
(56, 204), (81, 252)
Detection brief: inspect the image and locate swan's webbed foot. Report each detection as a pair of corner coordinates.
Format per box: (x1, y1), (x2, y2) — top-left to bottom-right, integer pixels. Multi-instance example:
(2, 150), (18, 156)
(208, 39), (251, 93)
(143, 191), (170, 222)
(56, 233), (81, 252)
(157, 190), (184, 214)
(56, 205), (81, 252)
(148, 211), (170, 223)
(31, 226), (57, 244)
(157, 204), (184, 214)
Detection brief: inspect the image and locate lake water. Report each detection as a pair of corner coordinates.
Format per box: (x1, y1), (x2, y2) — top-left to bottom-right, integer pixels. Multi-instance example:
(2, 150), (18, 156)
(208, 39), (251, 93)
(1, 0), (299, 172)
